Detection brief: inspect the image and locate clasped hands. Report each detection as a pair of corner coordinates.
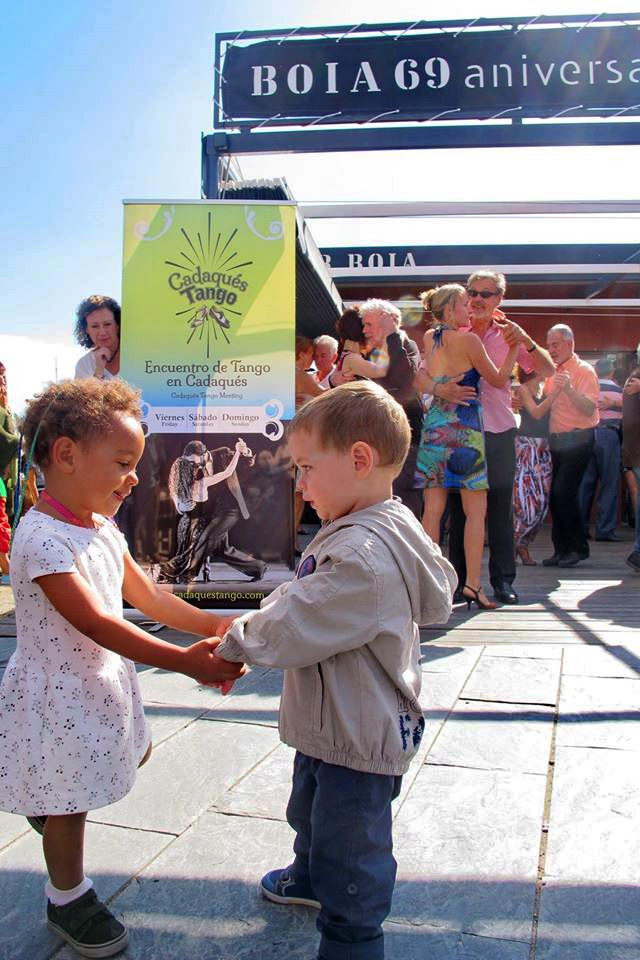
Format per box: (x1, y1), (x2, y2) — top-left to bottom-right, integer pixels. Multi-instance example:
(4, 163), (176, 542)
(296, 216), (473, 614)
(493, 318), (530, 349)
(184, 614), (245, 695)
(234, 437), (252, 457)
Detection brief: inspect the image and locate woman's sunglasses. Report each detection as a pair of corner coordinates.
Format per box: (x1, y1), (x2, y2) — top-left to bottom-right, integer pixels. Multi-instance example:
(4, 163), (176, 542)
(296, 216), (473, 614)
(467, 289), (498, 300)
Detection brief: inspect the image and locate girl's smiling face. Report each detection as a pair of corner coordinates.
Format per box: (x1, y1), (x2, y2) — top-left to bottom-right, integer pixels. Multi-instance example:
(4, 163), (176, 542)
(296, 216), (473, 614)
(73, 413), (145, 516)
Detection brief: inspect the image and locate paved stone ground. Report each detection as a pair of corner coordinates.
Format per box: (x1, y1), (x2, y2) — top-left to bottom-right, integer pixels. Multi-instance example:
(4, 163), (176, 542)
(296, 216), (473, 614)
(0, 588), (14, 619)
(0, 529), (639, 959)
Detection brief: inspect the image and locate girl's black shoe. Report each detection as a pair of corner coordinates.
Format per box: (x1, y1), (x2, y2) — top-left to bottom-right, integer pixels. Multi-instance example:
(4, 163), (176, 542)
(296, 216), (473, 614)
(47, 888), (129, 958)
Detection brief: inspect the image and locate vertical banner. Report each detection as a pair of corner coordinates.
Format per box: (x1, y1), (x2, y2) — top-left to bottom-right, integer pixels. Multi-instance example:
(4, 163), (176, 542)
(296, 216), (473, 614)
(121, 201), (296, 607)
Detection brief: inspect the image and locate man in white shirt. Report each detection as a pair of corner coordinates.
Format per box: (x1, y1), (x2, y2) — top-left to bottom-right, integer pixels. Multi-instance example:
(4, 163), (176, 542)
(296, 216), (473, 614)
(313, 336), (338, 389)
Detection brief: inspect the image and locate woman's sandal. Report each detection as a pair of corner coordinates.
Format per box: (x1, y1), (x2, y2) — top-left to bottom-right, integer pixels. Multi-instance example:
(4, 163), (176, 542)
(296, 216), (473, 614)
(462, 584), (497, 611)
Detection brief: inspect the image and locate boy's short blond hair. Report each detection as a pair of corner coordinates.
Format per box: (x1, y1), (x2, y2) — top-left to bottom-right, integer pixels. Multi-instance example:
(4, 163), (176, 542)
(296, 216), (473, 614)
(289, 381), (410, 474)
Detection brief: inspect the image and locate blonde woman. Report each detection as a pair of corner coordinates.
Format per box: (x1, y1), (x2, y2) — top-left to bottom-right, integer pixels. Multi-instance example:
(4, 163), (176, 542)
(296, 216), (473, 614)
(416, 284), (517, 610)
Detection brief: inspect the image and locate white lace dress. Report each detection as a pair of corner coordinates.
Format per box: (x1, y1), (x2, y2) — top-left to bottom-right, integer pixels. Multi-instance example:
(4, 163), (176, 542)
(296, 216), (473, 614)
(0, 510), (150, 815)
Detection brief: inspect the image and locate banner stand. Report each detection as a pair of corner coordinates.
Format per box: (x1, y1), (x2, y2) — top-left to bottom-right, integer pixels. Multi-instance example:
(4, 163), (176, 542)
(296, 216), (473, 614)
(121, 200), (296, 608)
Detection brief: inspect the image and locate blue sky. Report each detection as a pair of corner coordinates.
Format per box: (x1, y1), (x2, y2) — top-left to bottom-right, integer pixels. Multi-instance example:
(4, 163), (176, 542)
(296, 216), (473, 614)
(1, 0), (639, 408)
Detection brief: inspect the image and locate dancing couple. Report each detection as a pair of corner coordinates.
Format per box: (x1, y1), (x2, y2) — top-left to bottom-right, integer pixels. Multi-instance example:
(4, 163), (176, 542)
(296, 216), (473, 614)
(158, 437), (266, 584)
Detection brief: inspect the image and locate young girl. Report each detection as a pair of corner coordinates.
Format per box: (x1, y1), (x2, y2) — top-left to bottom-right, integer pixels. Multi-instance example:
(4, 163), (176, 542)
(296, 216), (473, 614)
(0, 378), (243, 958)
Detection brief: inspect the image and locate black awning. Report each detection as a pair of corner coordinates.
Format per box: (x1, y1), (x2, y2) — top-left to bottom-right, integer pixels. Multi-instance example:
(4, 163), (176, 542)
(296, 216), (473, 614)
(216, 178), (342, 339)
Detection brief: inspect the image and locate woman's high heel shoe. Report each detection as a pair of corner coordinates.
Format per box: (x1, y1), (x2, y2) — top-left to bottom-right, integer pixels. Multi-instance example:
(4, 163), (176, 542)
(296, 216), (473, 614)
(462, 584), (497, 611)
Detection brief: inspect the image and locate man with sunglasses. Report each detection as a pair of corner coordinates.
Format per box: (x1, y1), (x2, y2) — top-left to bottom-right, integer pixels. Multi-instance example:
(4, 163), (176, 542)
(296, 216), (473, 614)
(448, 272), (554, 604)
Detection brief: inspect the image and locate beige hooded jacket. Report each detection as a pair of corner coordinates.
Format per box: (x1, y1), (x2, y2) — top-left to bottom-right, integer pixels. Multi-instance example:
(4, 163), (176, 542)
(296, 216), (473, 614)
(216, 498), (457, 775)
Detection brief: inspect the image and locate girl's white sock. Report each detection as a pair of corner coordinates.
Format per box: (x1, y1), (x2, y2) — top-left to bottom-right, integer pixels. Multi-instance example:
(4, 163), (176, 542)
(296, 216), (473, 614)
(45, 875), (93, 906)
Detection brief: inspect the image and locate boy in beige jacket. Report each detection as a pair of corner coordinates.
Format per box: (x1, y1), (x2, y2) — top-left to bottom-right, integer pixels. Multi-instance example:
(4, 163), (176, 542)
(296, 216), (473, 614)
(214, 381), (456, 960)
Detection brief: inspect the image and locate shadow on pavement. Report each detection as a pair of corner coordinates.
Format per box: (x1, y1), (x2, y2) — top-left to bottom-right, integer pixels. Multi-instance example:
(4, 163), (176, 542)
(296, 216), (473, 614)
(0, 870), (638, 960)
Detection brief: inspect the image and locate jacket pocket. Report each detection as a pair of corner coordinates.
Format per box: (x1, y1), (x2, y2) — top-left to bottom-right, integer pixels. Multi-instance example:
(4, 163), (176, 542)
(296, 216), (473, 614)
(312, 664), (325, 732)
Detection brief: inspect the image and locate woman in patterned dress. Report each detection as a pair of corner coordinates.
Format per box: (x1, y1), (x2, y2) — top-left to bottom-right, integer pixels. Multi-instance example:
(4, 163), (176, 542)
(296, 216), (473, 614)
(416, 284), (518, 610)
(513, 369), (552, 564)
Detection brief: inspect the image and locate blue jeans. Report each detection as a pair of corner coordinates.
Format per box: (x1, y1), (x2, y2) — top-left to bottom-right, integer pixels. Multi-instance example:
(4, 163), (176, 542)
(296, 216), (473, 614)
(286, 752), (402, 960)
(579, 425), (621, 538)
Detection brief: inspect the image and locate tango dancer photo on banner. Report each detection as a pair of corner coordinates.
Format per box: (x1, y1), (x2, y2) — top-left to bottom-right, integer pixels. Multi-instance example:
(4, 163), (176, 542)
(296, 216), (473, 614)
(157, 437), (267, 584)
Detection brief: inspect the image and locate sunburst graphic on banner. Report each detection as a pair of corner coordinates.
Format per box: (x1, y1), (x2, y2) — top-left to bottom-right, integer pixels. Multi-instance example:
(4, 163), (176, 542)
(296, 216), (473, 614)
(165, 211), (253, 358)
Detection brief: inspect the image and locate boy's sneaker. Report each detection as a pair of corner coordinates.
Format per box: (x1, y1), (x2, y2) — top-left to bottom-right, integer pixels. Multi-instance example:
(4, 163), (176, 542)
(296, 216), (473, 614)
(47, 889), (128, 958)
(260, 868), (320, 909)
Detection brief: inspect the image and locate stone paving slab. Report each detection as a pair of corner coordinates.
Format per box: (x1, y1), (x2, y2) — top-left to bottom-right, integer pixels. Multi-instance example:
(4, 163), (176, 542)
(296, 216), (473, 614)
(556, 676), (640, 751)
(545, 746), (640, 884)
(384, 924), (530, 959)
(90, 720), (280, 834)
(136, 664), (261, 712)
(440, 610), (640, 622)
(536, 879), (640, 960)
(144, 703), (207, 748)
(202, 667), (282, 727)
(428, 700), (554, 775)
(0, 638), (14, 663)
(421, 670), (471, 714)
(562, 645), (640, 679)
(212, 742), (294, 821)
(0, 811), (28, 854)
(420, 645), (481, 675)
(0, 593), (14, 620)
(209, 716), (451, 827)
(461, 655), (560, 706)
(481, 644), (563, 660)
(0, 822), (171, 960)
(426, 631), (640, 645)
(91, 810), (319, 960)
(392, 764), (545, 941)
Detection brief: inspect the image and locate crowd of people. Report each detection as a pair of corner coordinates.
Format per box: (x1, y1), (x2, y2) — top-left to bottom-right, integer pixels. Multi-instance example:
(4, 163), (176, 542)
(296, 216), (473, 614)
(298, 270), (640, 600)
(0, 276), (638, 960)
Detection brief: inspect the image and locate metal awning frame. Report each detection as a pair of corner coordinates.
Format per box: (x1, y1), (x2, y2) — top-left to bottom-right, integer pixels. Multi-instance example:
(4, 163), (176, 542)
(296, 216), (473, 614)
(300, 201), (640, 219)
(346, 299), (640, 310)
(330, 263), (640, 278)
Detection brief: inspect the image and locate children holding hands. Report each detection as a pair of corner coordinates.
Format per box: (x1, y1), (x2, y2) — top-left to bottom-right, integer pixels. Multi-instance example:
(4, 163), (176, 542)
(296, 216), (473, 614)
(0, 378), (241, 958)
(212, 381), (456, 960)
(0, 376), (456, 960)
